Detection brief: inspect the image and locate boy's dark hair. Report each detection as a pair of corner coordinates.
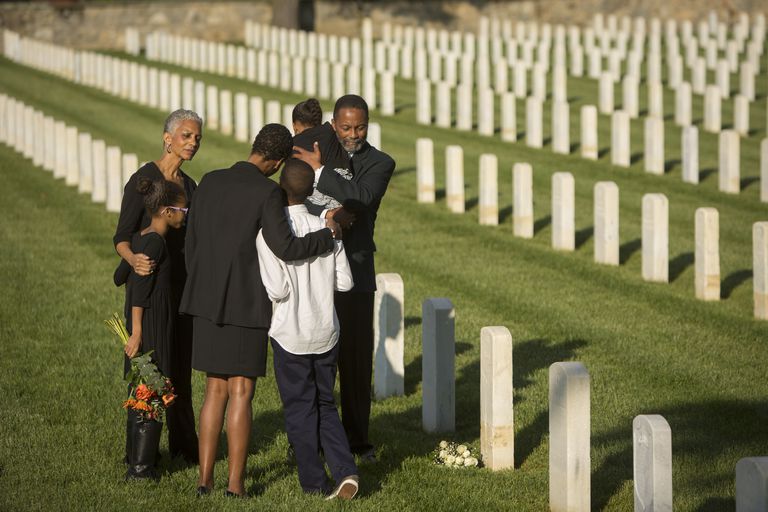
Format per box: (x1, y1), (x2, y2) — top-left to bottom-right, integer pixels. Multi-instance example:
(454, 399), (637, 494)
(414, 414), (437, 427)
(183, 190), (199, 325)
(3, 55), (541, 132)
(292, 98), (323, 127)
(333, 94), (369, 119)
(279, 158), (314, 203)
(251, 123), (294, 161)
(136, 177), (186, 215)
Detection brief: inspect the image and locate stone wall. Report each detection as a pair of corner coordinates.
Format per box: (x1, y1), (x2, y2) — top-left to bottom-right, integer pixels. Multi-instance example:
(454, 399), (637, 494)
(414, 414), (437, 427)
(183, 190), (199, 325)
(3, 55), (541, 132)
(0, 1), (271, 50)
(0, 0), (766, 51)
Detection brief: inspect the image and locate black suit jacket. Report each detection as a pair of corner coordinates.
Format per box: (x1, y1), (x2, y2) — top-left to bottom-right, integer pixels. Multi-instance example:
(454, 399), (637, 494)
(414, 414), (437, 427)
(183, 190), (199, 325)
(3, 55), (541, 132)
(179, 160), (334, 328)
(296, 125), (395, 293)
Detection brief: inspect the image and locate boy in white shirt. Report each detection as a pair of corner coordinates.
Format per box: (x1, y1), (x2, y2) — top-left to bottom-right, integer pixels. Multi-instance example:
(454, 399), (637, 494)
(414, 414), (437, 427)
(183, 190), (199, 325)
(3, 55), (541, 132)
(256, 158), (359, 499)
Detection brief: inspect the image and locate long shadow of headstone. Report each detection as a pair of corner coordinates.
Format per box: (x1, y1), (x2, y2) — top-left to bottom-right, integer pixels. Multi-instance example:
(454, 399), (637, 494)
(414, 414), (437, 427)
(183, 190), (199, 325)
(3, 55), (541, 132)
(721, 269), (752, 299)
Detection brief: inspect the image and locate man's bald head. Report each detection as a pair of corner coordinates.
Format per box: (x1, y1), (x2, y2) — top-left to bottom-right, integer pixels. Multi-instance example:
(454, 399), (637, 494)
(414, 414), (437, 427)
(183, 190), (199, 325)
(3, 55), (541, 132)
(279, 158), (315, 204)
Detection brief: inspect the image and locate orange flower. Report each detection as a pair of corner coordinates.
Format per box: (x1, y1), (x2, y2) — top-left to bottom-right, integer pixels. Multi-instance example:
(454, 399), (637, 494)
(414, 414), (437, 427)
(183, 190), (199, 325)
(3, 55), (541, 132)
(122, 398), (137, 409)
(134, 400), (152, 412)
(162, 393), (176, 407)
(135, 384), (153, 401)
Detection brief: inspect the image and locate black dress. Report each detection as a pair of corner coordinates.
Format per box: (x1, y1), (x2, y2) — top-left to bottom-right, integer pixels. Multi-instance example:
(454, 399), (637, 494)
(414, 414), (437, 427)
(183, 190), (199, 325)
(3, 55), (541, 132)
(124, 232), (174, 376)
(114, 162), (198, 462)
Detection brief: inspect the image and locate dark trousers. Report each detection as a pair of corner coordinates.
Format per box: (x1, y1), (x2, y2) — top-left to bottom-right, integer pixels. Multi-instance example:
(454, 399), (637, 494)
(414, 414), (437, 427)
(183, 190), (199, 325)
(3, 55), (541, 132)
(272, 339), (357, 494)
(335, 291), (374, 454)
(166, 314), (198, 462)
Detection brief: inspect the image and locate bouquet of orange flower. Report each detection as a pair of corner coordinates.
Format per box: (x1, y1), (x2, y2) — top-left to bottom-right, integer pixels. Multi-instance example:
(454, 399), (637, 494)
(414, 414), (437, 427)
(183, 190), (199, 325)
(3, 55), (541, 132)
(105, 313), (176, 421)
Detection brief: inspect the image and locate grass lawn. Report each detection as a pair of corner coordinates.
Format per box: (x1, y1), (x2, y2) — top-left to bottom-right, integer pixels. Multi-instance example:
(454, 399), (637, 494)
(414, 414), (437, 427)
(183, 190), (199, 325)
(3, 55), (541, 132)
(0, 38), (766, 511)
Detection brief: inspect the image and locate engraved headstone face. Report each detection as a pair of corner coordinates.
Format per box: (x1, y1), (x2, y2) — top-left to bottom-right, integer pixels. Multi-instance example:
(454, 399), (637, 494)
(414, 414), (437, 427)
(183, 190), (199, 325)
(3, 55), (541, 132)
(445, 145), (465, 214)
(480, 326), (514, 471)
(513, 163), (533, 238)
(736, 457), (768, 510)
(642, 193), (669, 283)
(416, 138), (435, 203)
(479, 154), (499, 226)
(633, 415), (672, 512)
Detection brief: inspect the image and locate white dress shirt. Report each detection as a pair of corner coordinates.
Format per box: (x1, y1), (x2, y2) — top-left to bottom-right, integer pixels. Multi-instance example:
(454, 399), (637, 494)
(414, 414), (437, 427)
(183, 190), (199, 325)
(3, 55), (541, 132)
(256, 204), (354, 355)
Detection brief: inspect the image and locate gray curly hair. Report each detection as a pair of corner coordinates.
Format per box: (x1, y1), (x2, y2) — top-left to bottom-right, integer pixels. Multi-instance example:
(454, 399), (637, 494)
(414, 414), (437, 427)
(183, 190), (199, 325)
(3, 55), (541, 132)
(163, 109), (203, 135)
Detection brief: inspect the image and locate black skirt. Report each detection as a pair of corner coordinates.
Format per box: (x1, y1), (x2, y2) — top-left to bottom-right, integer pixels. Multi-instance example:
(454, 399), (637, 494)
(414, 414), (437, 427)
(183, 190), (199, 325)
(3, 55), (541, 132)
(191, 316), (268, 378)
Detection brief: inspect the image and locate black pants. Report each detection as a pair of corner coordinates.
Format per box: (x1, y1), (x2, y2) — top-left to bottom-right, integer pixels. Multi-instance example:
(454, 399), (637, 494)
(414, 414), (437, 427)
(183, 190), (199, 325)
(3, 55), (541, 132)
(272, 339), (357, 493)
(166, 313), (198, 462)
(335, 290), (374, 454)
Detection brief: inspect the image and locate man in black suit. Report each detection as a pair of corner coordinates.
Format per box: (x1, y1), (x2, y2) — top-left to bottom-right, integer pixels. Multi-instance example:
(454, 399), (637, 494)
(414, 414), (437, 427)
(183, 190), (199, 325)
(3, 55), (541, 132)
(294, 95), (396, 462)
(180, 124), (339, 497)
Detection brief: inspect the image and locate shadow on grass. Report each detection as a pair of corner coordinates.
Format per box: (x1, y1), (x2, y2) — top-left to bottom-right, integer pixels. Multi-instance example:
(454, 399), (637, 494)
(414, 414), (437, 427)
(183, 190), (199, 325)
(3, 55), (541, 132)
(669, 251), (694, 282)
(499, 205), (513, 224)
(598, 147), (610, 159)
(436, 188), (446, 200)
(721, 269), (752, 299)
(664, 159), (680, 174)
(700, 168), (716, 182)
(630, 152), (643, 166)
(466, 197), (479, 211)
(741, 176), (759, 191)
(405, 316), (421, 329)
(620, 238), (641, 264)
(534, 215), (552, 235)
(591, 399), (767, 510)
(575, 226), (593, 250)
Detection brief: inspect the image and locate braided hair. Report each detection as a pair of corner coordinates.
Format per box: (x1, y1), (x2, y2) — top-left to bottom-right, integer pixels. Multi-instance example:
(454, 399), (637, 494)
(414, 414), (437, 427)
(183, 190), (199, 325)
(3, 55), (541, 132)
(292, 98), (323, 128)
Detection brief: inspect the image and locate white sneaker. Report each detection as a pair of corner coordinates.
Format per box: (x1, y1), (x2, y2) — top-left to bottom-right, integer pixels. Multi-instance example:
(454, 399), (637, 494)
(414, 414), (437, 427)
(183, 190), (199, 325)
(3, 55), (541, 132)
(325, 475), (359, 500)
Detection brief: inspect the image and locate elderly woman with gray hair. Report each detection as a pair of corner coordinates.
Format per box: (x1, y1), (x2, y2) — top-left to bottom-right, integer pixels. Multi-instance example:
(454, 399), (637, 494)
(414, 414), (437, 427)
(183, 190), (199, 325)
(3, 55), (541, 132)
(114, 109), (203, 470)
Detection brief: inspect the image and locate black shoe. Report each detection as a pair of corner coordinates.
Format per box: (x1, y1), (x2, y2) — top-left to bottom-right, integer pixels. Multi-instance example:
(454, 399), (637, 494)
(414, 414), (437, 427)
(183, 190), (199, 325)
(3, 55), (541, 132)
(196, 486), (210, 497)
(224, 489), (246, 498)
(357, 448), (377, 464)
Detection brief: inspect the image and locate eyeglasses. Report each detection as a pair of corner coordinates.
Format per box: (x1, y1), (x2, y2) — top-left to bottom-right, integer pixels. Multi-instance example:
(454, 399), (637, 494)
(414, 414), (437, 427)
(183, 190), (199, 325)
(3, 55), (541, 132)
(167, 206), (189, 214)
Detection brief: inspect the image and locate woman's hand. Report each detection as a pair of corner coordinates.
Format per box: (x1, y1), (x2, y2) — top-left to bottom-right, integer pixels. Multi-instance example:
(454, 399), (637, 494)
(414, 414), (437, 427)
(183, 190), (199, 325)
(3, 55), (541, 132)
(130, 252), (155, 276)
(125, 332), (142, 358)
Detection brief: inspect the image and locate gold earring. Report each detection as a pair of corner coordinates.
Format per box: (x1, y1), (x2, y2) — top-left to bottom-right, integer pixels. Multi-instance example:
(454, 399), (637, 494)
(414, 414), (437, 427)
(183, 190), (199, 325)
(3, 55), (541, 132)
(165, 143), (172, 153)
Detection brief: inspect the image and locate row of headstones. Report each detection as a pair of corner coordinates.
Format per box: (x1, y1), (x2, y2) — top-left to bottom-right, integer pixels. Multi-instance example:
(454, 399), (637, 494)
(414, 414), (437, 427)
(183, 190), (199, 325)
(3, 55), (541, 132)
(413, 142), (768, 317)
(143, 30), (396, 115)
(599, 74), (761, 137)
(372, 278), (768, 509)
(357, 12), (764, 97)
(415, 98), (768, 200)
(2, 31), (384, 151)
(0, 94), (135, 213)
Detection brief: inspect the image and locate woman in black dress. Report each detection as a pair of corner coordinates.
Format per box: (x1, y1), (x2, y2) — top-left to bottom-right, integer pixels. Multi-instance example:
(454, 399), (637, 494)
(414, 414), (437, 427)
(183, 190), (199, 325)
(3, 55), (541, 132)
(114, 109), (203, 464)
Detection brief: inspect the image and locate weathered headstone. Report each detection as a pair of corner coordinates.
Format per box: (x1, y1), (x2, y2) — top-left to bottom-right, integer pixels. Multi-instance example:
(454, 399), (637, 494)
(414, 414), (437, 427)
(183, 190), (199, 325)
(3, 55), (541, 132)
(455, 84), (473, 131)
(675, 82), (692, 127)
(445, 145), (465, 214)
(234, 92), (248, 142)
(513, 162), (534, 238)
(549, 362), (591, 512)
(734, 95), (750, 137)
(77, 132), (93, 194)
(736, 457), (768, 510)
(642, 193), (669, 283)
(581, 105), (598, 160)
(373, 273), (405, 400)
(91, 139), (106, 203)
(478, 88), (494, 136)
(422, 298), (455, 433)
(501, 92), (517, 142)
(416, 79), (431, 125)
(633, 415), (673, 512)
(106, 145), (122, 213)
(682, 126), (699, 184)
(644, 117), (665, 175)
(719, 130), (740, 194)
(249, 96), (263, 140)
(594, 181), (619, 266)
(761, 139), (768, 203)
(526, 96), (543, 148)
(704, 85), (722, 133)
(480, 326), (514, 471)
(552, 172), (575, 251)
(754, 223), (768, 320)
(205, 85), (219, 130)
(479, 154), (499, 226)
(552, 101), (570, 154)
(695, 207), (720, 301)
(599, 71), (614, 114)
(622, 75), (639, 118)
(416, 138), (435, 203)
(611, 110), (630, 167)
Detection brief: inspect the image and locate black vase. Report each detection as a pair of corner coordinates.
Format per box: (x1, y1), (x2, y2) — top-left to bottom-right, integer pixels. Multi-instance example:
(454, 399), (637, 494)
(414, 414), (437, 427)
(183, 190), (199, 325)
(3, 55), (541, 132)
(125, 415), (163, 480)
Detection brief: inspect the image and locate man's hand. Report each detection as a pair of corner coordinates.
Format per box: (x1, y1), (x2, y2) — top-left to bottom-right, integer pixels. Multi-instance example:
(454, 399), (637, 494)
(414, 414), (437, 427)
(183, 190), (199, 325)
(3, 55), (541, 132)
(292, 141), (322, 170)
(325, 216), (342, 240)
(130, 252), (155, 276)
(330, 207), (356, 229)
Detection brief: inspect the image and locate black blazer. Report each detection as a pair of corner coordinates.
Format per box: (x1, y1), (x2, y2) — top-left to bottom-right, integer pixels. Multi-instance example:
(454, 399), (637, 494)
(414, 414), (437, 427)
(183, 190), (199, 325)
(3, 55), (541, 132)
(296, 127), (395, 293)
(179, 160), (335, 328)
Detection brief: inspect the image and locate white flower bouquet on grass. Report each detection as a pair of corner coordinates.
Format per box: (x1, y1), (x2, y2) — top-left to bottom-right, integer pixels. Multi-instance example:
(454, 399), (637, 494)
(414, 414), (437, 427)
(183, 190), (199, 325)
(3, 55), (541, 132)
(433, 440), (481, 468)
